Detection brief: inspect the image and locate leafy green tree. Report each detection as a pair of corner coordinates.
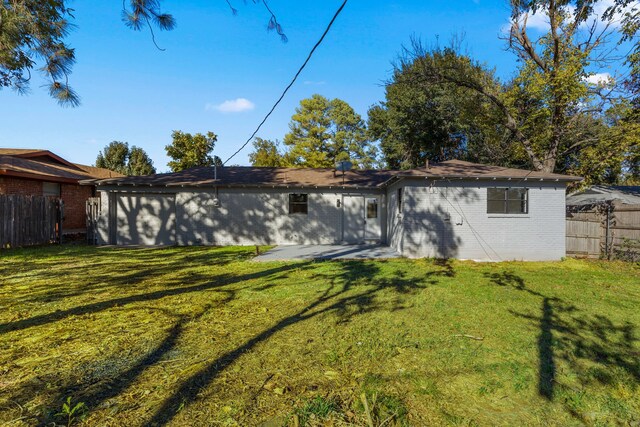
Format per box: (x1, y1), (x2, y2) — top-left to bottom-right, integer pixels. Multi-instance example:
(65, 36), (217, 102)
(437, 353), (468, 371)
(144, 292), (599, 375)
(0, 1), (173, 106)
(368, 47), (523, 169)
(249, 138), (283, 167)
(283, 94), (377, 169)
(96, 142), (130, 175)
(128, 146), (156, 176)
(1, 1), (282, 106)
(96, 141), (156, 175)
(165, 131), (221, 172)
(395, 0), (635, 175)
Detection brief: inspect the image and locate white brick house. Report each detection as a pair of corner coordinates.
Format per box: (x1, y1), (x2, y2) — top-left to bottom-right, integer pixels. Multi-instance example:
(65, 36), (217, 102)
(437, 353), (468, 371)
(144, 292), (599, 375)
(83, 160), (581, 261)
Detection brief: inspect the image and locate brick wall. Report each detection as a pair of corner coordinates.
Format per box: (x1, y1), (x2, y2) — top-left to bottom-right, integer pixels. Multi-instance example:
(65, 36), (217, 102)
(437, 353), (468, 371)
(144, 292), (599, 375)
(400, 179), (567, 261)
(0, 176), (94, 230)
(61, 184), (94, 230)
(0, 176), (43, 195)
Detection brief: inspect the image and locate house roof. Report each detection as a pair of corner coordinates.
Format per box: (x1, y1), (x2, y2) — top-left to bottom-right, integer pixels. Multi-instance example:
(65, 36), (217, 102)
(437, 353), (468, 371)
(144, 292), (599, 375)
(402, 160), (582, 182)
(84, 159), (581, 189)
(0, 149), (124, 183)
(567, 185), (640, 206)
(84, 165), (397, 188)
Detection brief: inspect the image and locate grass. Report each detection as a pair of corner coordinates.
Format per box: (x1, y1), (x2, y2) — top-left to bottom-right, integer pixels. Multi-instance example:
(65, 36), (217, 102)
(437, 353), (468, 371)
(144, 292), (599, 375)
(0, 245), (638, 426)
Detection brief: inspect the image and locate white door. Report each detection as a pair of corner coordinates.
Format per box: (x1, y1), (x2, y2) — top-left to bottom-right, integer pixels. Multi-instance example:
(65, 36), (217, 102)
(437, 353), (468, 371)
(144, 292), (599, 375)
(343, 195), (365, 243)
(364, 197), (381, 241)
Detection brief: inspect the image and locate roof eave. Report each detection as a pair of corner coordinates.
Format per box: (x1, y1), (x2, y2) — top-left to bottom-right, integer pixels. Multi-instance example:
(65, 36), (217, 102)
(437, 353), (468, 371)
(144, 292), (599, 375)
(0, 169), (83, 184)
(397, 173), (583, 182)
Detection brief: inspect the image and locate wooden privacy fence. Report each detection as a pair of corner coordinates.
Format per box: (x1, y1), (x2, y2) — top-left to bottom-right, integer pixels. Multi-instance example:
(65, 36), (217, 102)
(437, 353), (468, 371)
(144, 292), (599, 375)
(566, 202), (640, 260)
(0, 195), (62, 248)
(86, 197), (100, 245)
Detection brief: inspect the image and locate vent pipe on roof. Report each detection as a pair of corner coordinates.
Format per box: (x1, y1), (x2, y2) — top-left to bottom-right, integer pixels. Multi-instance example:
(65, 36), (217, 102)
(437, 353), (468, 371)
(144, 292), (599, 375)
(425, 159), (430, 170)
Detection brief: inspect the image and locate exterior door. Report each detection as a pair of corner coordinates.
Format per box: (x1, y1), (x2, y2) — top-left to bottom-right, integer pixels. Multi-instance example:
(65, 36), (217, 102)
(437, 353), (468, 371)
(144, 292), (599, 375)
(342, 195), (365, 243)
(364, 197), (381, 241)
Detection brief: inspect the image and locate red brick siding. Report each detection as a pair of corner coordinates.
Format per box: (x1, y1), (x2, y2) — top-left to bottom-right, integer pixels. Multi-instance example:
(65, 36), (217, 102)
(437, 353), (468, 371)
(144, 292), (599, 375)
(0, 176), (94, 229)
(61, 184), (94, 229)
(0, 176), (43, 195)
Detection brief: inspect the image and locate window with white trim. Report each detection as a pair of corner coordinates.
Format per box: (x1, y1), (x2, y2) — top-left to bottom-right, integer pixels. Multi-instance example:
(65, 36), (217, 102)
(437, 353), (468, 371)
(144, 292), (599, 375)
(487, 188), (528, 214)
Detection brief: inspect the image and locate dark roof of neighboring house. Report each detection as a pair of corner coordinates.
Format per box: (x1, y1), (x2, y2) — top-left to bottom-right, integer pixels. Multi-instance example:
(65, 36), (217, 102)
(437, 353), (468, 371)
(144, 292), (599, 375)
(567, 185), (640, 206)
(73, 163), (124, 179)
(0, 149), (123, 183)
(84, 159), (581, 189)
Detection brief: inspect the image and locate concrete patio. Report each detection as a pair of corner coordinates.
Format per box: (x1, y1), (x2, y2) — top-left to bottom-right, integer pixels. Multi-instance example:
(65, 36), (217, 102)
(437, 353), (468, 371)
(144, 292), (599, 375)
(253, 244), (402, 261)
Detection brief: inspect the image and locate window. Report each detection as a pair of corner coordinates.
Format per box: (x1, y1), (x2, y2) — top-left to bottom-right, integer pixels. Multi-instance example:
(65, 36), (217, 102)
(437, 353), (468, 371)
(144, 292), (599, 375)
(288, 193), (308, 215)
(366, 198), (378, 219)
(397, 187), (403, 213)
(487, 188), (528, 214)
(43, 182), (61, 197)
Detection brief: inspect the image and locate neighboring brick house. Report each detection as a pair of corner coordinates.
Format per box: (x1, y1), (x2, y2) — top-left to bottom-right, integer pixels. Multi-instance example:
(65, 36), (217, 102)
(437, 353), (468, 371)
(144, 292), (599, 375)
(0, 149), (123, 231)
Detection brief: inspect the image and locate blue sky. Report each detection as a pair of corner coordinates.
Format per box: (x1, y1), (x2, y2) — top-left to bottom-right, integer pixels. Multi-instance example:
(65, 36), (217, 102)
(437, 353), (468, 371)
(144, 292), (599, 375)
(0, 0), (623, 171)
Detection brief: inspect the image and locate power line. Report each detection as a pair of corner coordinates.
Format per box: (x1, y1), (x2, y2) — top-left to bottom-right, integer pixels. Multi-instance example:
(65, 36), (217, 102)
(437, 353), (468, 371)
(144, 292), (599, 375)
(222, 0), (349, 166)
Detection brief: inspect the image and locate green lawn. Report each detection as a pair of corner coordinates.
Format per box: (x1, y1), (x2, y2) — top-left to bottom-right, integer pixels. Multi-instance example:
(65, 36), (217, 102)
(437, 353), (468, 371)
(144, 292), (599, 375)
(0, 246), (638, 426)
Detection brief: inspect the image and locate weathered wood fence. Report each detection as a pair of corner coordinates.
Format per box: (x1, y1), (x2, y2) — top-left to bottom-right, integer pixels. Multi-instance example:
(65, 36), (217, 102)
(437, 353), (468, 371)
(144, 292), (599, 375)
(86, 197), (101, 245)
(566, 202), (640, 260)
(0, 195), (62, 248)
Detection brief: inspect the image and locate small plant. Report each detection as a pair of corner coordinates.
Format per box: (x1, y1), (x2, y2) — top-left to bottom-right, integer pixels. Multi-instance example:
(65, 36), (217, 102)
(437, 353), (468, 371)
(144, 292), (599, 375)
(359, 390), (409, 426)
(56, 396), (88, 427)
(295, 396), (338, 425)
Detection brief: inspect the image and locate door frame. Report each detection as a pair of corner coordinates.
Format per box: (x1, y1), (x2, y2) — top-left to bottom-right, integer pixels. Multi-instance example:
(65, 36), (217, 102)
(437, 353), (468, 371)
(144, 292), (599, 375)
(364, 196), (382, 242)
(341, 194), (383, 243)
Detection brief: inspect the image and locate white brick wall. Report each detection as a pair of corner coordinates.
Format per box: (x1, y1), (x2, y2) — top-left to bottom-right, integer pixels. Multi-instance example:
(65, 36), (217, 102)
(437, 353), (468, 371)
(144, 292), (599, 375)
(96, 180), (567, 260)
(399, 179), (567, 261)
(176, 188), (349, 245)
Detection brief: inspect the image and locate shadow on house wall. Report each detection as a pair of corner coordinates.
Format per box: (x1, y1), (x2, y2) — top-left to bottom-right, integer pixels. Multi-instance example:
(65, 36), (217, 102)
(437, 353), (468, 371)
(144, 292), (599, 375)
(176, 190), (344, 246)
(115, 194), (176, 245)
(401, 185), (480, 258)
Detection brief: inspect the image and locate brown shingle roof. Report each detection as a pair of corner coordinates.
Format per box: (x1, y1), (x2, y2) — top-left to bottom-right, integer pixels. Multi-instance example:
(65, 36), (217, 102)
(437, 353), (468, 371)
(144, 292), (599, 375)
(0, 148), (45, 155)
(73, 163), (124, 179)
(0, 149), (124, 183)
(86, 166), (397, 188)
(86, 160), (581, 188)
(403, 160), (582, 182)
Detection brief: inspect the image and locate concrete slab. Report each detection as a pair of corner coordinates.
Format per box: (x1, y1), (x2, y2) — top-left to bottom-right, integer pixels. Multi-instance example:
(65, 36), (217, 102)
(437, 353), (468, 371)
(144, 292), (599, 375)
(253, 244), (402, 261)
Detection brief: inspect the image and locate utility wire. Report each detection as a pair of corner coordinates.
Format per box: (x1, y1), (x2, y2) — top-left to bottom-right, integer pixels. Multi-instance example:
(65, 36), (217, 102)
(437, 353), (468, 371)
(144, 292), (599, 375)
(222, 0), (348, 166)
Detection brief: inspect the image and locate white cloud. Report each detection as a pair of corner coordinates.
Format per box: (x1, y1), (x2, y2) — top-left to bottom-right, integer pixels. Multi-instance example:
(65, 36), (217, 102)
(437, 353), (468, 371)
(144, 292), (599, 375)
(584, 72), (613, 86)
(502, 0), (631, 33)
(523, 11), (550, 30)
(303, 80), (326, 86)
(206, 98), (255, 113)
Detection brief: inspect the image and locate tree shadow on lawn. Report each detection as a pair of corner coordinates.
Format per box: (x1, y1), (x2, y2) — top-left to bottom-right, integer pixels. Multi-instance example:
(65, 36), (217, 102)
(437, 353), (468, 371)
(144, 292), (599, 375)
(141, 259), (448, 426)
(0, 246), (254, 307)
(12, 261), (455, 425)
(0, 262), (303, 334)
(3, 257), (449, 426)
(485, 271), (639, 419)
